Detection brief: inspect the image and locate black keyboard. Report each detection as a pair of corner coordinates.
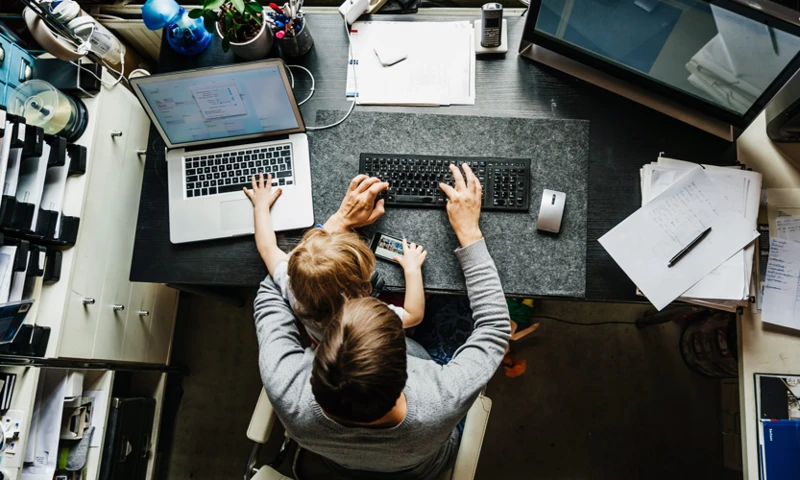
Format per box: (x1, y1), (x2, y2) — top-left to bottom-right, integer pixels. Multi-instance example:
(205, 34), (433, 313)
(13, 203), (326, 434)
(359, 153), (531, 212)
(184, 144), (295, 198)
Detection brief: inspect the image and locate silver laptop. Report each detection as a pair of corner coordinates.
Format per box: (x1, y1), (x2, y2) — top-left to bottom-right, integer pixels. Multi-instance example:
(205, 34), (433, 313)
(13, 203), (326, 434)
(130, 60), (314, 244)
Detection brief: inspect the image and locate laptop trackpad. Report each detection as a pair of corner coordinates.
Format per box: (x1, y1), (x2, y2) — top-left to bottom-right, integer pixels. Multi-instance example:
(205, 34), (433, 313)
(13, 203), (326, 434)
(220, 199), (252, 231)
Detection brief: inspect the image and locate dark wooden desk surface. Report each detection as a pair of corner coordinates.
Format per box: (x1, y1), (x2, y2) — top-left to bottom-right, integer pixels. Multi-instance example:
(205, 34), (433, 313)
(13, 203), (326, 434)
(130, 11), (736, 301)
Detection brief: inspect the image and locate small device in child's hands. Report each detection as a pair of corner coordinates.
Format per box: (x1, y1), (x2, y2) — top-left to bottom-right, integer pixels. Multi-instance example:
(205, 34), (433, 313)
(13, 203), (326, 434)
(371, 232), (415, 264)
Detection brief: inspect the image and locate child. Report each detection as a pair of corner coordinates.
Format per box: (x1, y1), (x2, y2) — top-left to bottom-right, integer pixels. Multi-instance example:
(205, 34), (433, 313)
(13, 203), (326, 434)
(244, 173), (428, 342)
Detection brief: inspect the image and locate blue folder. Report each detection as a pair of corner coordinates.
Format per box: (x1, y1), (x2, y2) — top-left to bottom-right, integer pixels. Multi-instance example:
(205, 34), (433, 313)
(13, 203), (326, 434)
(760, 419), (800, 479)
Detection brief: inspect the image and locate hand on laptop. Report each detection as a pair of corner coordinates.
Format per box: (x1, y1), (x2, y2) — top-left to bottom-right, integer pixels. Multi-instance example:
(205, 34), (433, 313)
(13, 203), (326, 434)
(244, 173), (283, 213)
(440, 164), (483, 248)
(324, 175), (389, 232)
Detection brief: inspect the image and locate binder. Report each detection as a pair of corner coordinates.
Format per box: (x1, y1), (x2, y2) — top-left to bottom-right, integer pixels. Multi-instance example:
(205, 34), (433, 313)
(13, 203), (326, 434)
(43, 248), (62, 283)
(20, 124), (43, 160)
(0, 300), (33, 345)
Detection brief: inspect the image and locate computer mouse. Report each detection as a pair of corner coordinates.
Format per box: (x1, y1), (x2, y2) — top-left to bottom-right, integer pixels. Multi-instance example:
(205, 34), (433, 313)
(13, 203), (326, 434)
(536, 189), (566, 233)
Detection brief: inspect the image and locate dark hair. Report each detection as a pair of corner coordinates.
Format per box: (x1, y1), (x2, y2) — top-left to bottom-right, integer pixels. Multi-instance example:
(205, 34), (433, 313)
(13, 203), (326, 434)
(311, 297), (407, 423)
(288, 229), (375, 329)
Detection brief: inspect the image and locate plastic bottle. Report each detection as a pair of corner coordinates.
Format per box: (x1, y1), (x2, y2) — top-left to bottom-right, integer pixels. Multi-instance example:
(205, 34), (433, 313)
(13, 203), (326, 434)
(141, 0), (212, 55)
(50, 0), (125, 63)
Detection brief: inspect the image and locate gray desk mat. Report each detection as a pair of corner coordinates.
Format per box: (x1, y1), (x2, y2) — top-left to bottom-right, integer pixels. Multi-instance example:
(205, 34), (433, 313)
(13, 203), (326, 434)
(308, 110), (589, 298)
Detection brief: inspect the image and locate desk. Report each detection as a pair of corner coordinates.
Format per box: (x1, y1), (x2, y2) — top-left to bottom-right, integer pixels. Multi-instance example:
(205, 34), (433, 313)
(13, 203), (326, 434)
(130, 8), (735, 301)
(736, 112), (800, 480)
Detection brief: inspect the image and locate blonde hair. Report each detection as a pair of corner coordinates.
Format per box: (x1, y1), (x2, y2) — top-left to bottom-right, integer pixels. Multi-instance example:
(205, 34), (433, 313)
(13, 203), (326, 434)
(288, 229), (375, 329)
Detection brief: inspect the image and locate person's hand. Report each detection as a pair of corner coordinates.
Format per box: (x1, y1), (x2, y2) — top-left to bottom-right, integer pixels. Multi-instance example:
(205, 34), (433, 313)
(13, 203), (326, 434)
(439, 164), (483, 247)
(243, 173), (282, 212)
(394, 239), (428, 273)
(324, 174), (389, 232)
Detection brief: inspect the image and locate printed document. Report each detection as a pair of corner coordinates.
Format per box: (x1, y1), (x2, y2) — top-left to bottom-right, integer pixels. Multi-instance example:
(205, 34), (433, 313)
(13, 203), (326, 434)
(762, 238), (800, 331)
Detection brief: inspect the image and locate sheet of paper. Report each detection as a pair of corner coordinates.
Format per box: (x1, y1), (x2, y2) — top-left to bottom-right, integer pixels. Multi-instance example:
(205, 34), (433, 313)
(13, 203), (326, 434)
(0, 123), (13, 195)
(642, 159), (762, 301)
(16, 143), (51, 230)
(22, 370), (67, 480)
(762, 238), (800, 332)
(40, 150), (71, 238)
(4, 148), (22, 197)
(345, 21), (475, 106)
(601, 167), (759, 310)
(83, 389), (109, 447)
(0, 246), (16, 305)
(8, 251), (28, 303)
(776, 215), (800, 242)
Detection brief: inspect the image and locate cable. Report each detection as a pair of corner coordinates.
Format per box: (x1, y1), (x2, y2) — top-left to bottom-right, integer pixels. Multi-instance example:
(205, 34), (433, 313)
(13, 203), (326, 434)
(511, 314), (638, 327)
(287, 65), (315, 106)
(128, 68), (151, 79)
(305, 13), (356, 131)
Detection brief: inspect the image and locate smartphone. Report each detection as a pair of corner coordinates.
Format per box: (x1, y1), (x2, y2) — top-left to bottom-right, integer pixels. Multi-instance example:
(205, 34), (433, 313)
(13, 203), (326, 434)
(371, 232), (414, 264)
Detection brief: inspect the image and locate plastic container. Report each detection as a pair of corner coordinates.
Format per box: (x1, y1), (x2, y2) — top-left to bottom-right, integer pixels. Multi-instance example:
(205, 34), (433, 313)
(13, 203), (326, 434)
(277, 20), (313, 58)
(50, 0), (125, 63)
(142, 0), (211, 55)
(7, 80), (88, 143)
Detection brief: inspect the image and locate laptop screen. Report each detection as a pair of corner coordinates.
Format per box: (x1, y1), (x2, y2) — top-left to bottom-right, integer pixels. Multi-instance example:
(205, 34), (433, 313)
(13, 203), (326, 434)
(132, 61), (304, 149)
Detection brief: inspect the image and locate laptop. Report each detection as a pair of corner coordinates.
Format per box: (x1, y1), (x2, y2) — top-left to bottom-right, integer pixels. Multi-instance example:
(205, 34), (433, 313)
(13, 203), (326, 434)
(130, 60), (314, 244)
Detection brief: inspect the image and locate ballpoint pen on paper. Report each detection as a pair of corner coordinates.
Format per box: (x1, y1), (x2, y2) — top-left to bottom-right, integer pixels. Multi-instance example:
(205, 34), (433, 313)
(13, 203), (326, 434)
(667, 227), (712, 268)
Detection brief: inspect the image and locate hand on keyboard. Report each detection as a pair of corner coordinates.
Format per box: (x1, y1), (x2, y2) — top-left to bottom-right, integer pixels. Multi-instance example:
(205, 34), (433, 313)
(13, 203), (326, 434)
(243, 173), (283, 212)
(324, 175), (389, 232)
(439, 164), (483, 247)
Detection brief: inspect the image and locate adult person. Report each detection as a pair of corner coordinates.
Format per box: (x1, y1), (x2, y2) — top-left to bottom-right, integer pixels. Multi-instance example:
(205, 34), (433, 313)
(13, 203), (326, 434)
(253, 165), (511, 479)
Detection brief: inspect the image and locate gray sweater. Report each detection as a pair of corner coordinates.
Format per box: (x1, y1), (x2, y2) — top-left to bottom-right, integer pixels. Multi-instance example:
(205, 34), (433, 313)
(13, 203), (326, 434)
(254, 238), (511, 479)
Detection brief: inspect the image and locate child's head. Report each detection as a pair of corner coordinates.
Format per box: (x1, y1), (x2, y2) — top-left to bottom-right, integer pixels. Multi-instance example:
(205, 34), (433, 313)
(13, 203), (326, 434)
(288, 228), (375, 326)
(311, 296), (407, 423)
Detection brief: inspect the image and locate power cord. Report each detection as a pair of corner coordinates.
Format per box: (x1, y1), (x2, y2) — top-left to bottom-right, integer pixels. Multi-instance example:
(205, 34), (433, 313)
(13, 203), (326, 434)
(305, 12), (357, 131)
(286, 64), (315, 106)
(511, 314), (638, 327)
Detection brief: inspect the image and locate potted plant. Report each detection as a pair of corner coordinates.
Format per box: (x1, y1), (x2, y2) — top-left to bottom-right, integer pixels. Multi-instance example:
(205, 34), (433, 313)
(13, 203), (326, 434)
(189, 0), (271, 60)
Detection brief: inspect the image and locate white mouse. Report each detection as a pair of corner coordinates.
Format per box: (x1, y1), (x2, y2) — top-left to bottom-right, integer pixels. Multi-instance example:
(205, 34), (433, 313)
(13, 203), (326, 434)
(536, 189), (566, 233)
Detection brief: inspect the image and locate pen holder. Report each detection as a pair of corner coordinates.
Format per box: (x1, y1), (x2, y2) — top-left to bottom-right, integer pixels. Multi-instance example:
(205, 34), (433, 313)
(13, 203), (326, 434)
(278, 21), (313, 58)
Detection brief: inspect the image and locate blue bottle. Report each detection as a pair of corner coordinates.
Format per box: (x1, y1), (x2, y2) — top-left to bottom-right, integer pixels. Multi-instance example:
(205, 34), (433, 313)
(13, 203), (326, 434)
(142, 0), (211, 55)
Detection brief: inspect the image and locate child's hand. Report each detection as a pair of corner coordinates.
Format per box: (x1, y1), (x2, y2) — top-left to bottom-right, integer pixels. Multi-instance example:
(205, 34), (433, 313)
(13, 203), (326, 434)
(394, 239), (428, 272)
(244, 173), (282, 212)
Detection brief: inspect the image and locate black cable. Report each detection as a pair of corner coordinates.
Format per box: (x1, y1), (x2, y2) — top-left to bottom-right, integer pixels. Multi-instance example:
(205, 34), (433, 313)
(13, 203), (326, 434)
(511, 314), (638, 327)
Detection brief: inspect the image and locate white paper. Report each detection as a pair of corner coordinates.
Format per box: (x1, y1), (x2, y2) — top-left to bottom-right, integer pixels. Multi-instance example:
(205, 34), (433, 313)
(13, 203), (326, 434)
(762, 238), (800, 332)
(345, 21), (475, 106)
(600, 167), (759, 310)
(40, 149), (71, 238)
(0, 122), (13, 195)
(0, 246), (16, 304)
(83, 390), (108, 447)
(22, 370), (67, 480)
(4, 148), (22, 197)
(16, 143), (51, 230)
(776, 215), (800, 243)
(8, 251), (29, 302)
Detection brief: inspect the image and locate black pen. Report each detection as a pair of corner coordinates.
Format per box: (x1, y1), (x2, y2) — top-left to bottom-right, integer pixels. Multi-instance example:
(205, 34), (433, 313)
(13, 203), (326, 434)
(667, 227), (712, 268)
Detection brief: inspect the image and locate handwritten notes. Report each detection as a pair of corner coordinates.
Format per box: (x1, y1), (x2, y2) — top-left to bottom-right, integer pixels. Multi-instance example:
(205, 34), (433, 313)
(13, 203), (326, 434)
(776, 215), (800, 242)
(599, 167), (759, 310)
(762, 238), (800, 331)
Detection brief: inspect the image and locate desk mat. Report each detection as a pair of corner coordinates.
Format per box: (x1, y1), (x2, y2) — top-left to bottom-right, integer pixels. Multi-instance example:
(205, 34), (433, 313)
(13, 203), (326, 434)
(309, 110), (589, 298)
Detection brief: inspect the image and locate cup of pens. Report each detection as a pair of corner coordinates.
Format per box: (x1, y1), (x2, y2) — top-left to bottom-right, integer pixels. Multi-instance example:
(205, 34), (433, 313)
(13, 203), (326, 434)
(267, 1), (313, 57)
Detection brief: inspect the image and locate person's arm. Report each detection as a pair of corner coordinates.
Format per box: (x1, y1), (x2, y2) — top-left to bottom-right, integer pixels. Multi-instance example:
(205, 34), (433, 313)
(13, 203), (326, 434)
(253, 272), (310, 407)
(323, 174), (389, 232)
(437, 164), (511, 408)
(393, 239), (428, 328)
(244, 173), (289, 276)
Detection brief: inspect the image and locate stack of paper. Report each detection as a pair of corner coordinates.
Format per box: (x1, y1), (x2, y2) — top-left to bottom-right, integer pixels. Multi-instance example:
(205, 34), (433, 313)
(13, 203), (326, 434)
(344, 21), (476, 106)
(599, 158), (761, 311)
(761, 189), (800, 332)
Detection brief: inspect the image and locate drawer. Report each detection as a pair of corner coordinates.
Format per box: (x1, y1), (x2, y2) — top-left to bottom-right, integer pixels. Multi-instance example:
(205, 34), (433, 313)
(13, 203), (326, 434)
(69, 87), (131, 307)
(59, 290), (100, 359)
(147, 285), (179, 364)
(120, 282), (157, 363)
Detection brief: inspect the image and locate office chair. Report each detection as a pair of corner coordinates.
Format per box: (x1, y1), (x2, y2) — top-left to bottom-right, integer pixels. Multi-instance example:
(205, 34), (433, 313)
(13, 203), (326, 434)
(244, 388), (492, 480)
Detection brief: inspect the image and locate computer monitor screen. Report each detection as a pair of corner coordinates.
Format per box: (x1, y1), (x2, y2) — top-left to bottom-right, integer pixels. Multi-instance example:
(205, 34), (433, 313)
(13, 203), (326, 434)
(132, 62), (302, 148)
(524, 0), (800, 127)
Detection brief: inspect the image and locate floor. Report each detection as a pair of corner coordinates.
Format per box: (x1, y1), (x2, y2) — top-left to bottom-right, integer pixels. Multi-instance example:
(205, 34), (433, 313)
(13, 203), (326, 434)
(156, 291), (738, 480)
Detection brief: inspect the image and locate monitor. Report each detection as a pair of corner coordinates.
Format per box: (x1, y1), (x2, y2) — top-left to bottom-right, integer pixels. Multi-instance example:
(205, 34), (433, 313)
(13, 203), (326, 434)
(520, 0), (800, 140)
(131, 60), (305, 149)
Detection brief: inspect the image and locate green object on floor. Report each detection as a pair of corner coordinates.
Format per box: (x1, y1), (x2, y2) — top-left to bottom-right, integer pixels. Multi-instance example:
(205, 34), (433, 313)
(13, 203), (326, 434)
(507, 298), (534, 326)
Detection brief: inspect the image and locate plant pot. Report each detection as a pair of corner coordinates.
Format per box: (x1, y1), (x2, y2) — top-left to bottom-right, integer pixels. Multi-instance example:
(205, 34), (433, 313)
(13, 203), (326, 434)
(216, 20), (272, 60)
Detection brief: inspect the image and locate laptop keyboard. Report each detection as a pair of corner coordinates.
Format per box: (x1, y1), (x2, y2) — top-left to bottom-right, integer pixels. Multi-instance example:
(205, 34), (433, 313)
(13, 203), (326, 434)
(184, 144), (295, 198)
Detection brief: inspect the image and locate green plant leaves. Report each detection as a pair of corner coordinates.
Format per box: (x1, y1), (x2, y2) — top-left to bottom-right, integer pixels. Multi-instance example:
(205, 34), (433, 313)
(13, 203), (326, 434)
(246, 2), (263, 11)
(188, 8), (204, 18)
(222, 37), (231, 52)
(204, 0), (226, 10)
(231, 0), (245, 13)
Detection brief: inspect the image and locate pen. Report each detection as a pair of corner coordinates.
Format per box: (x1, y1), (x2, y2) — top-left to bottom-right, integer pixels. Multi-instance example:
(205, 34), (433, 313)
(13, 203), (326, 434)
(269, 3), (284, 13)
(667, 227), (712, 268)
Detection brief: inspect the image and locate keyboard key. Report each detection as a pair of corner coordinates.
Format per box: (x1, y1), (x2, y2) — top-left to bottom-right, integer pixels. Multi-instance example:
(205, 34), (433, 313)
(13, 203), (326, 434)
(187, 190), (194, 197)
(187, 175), (198, 183)
(202, 188), (208, 195)
(279, 178), (286, 185)
(276, 170), (292, 178)
(280, 150), (290, 157)
(194, 189), (201, 197)
(287, 180), (293, 185)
